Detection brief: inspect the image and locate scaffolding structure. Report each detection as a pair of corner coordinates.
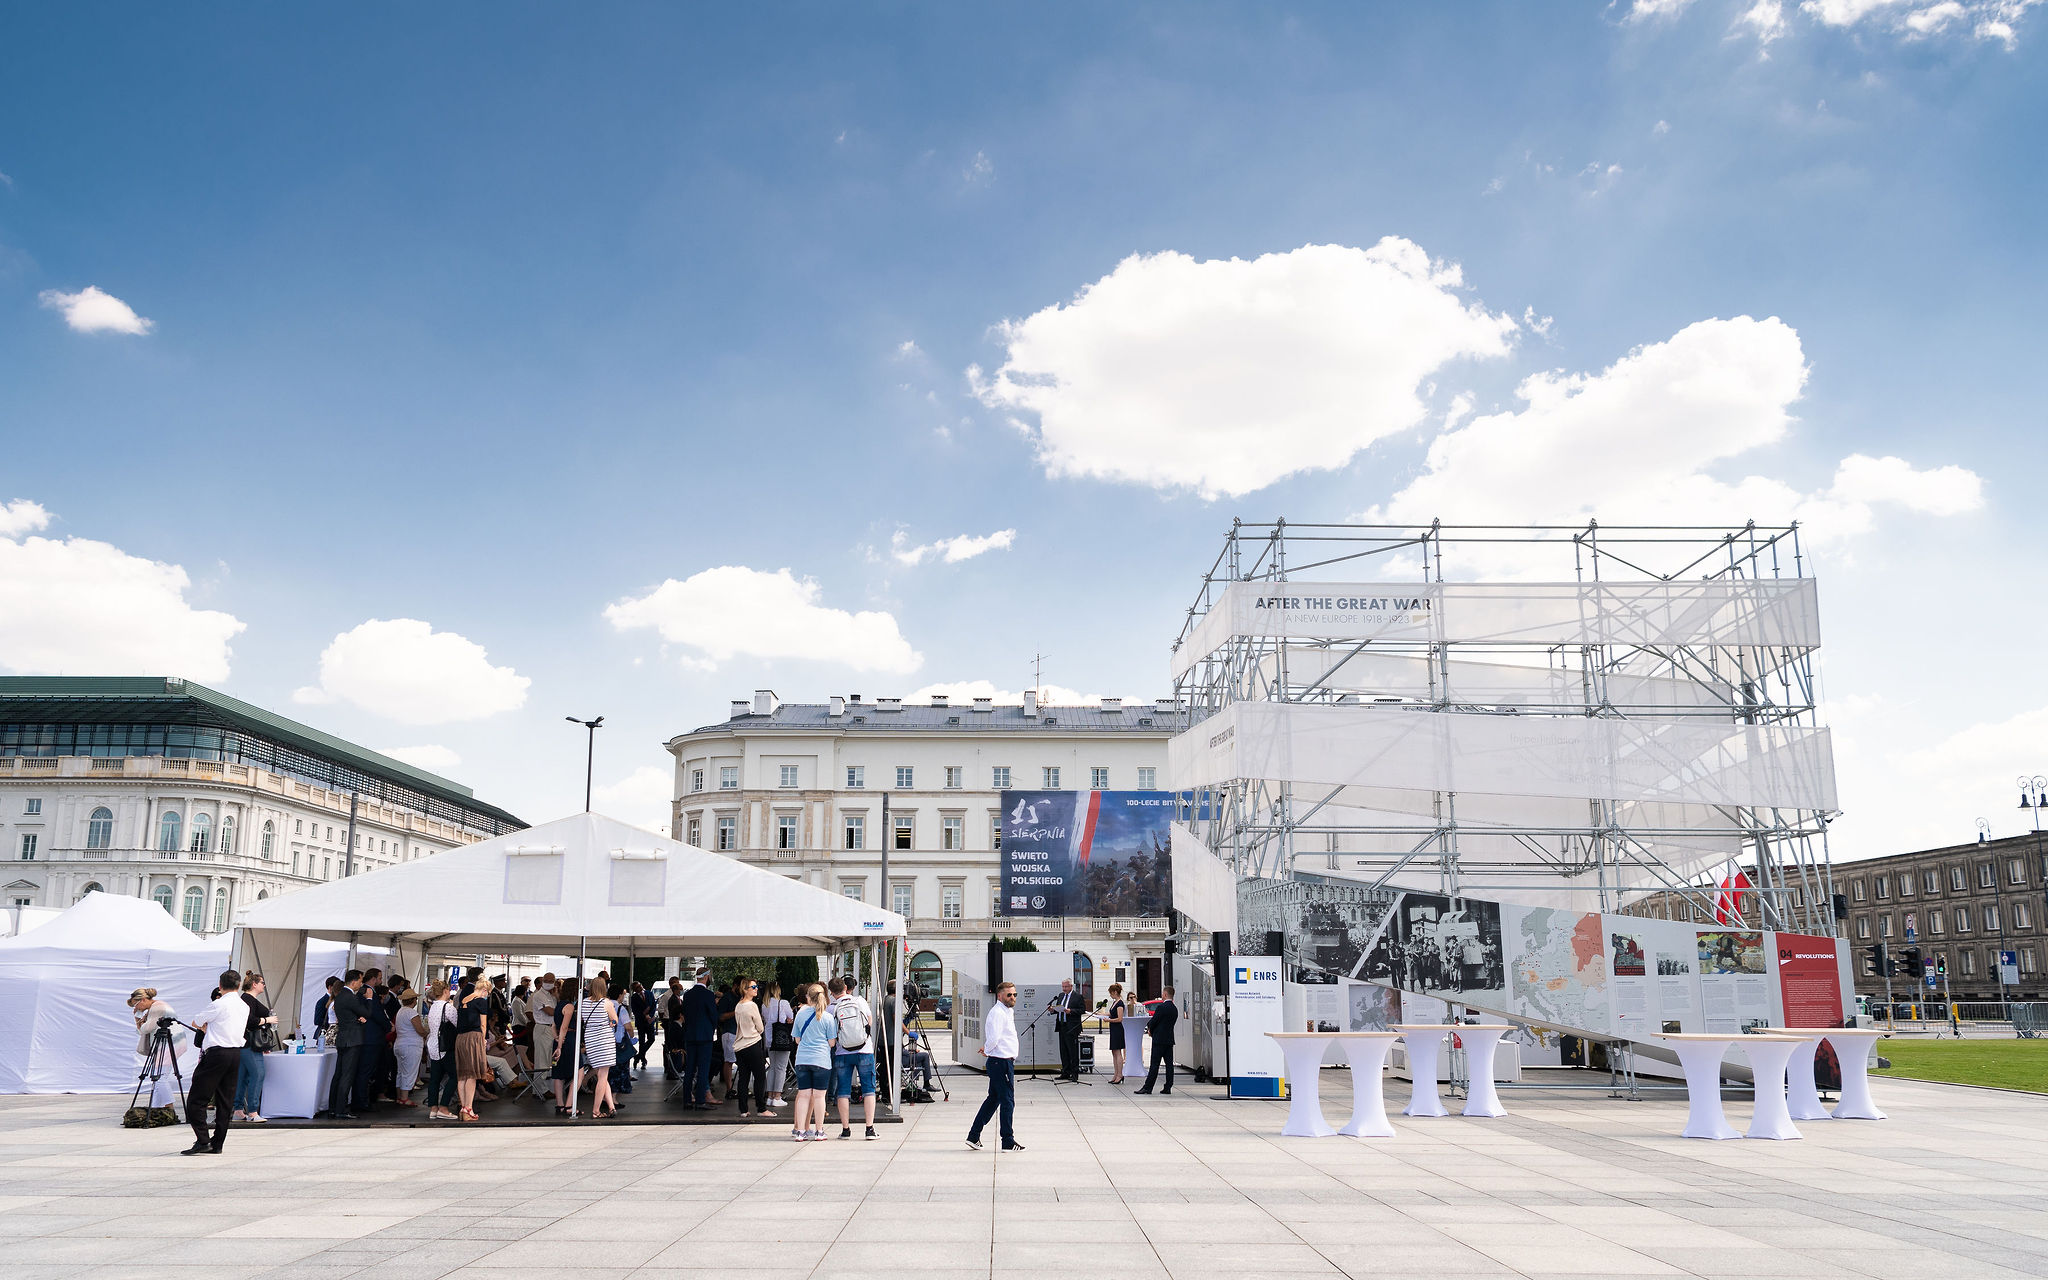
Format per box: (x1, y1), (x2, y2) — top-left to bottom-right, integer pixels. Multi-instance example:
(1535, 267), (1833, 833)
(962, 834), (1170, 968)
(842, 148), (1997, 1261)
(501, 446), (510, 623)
(1170, 520), (1840, 936)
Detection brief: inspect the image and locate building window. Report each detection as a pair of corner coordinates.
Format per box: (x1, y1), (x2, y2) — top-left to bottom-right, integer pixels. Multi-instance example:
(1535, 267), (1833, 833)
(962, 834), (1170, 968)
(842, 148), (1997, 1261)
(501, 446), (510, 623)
(720, 766), (738, 790)
(842, 882), (864, 902)
(1923, 870), (1939, 894)
(87, 807), (115, 849)
(992, 815), (1002, 850)
(892, 882), (913, 916)
(1950, 865), (1966, 890)
(18, 834), (36, 860)
(1956, 907), (1971, 932)
(23, 798), (40, 815)
(260, 820), (274, 858)
(691, 769), (705, 793)
(1855, 916), (1870, 939)
(2016, 903), (2033, 929)
(1043, 767), (1061, 789)
(844, 815), (865, 850)
(777, 815), (798, 849)
(152, 885), (174, 913)
(894, 815), (913, 851)
(911, 950), (942, 995)
(181, 886), (204, 932)
(991, 766), (1011, 790)
(1980, 863), (1995, 888)
(212, 887), (228, 933)
(895, 766), (914, 789)
(992, 884), (1003, 917)
(1960, 949), (1976, 975)
(1137, 767), (1157, 790)
(942, 884), (963, 919)
(716, 816), (737, 851)
(1880, 915), (1893, 938)
(78, 881), (103, 901)
(1928, 910), (1944, 935)
(323, 857), (331, 879)
(1985, 904), (2001, 931)
(1875, 878), (1888, 900)
(847, 766), (865, 789)
(2012, 858), (2028, 886)
(294, 819), (303, 836)
(944, 766), (963, 790)
(1851, 880), (1866, 902)
(1090, 767), (1110, 789)
(686, 818), (701, 846)
(325, 827), (333, 842)
(942, 816), (964, 851)
(779, 765), (800, 788)
(220, 817), (236, 856)
(2023, 947), (2038, 975)
(158, 810), (182, 852)
(293, 853), (301, 876)
(1897, 874), (1913, 898)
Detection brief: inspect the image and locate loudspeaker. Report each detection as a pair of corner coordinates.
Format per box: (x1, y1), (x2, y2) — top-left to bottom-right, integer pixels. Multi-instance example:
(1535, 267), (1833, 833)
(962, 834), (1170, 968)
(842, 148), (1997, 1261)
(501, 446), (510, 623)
(1832, 893), (1849, 922)
(1212, 930), (1230, 993)
(986, 937), (1003, 992)
(1263, 930), (1284, 958)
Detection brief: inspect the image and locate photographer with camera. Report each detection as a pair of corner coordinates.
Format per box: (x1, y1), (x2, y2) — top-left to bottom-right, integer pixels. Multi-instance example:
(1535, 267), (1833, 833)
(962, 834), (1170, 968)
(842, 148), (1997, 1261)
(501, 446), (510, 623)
(184, 970), (251, 1155)
(128, 988), (188, 1113)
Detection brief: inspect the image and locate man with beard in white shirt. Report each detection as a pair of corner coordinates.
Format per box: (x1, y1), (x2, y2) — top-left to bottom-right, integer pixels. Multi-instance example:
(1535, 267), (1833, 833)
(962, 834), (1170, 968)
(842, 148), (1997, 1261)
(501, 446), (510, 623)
(185, 971), (251, 1155)
(965, 982), (1023, 1152)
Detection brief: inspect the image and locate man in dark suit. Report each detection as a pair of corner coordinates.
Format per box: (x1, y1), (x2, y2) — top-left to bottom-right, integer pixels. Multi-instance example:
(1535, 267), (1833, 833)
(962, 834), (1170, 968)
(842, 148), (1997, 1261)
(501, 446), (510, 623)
(1135, 987), (1178, 1095)
(680, 969), (720, 1109)
(325, 970), (371, 1119)
(359, 968), (394, 1108)
(1049, 980), (1084, 1081)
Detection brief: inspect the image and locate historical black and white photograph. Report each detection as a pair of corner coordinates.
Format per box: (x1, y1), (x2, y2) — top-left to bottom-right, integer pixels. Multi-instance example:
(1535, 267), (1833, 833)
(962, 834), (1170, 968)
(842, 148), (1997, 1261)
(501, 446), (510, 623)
(1366, 892), (1506, 1003)
(1236, 876), (1397, 983)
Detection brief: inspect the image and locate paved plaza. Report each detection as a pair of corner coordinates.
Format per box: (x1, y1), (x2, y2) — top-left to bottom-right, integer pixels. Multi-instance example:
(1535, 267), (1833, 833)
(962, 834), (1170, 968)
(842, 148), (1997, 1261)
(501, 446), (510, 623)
(6, 1063), (2048, 1280)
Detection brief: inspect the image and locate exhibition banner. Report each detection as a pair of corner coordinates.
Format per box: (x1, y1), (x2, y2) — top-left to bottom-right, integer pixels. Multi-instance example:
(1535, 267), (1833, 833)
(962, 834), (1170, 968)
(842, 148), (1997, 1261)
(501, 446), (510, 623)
(1226, 955), (1286, 1098)
(1773, 933), (1844, 1028)
(998, 790), (1173, 918)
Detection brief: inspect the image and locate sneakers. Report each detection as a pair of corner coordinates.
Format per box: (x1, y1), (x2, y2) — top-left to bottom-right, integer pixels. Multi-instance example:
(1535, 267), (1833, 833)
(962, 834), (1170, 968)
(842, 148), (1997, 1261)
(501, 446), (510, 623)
(1002, 1142), (1027, 1152)
(965, 1136), (984, 1151)
(838, 1126), (852, 1140)
(791, 1128), (806, 1142)
(865, 1125), (877, 1141)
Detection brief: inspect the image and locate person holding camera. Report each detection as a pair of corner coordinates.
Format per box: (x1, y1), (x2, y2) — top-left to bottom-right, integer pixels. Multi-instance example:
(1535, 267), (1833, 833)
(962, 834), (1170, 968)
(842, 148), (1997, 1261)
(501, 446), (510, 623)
(185, 970), (251, 1155)
(128, 988), (188, 1110)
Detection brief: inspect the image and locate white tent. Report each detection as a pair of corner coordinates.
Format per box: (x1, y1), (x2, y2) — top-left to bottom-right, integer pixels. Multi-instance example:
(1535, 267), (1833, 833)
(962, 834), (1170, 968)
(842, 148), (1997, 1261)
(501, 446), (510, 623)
(0, 892), (228, 1093)
(233, 811), (909, 1045)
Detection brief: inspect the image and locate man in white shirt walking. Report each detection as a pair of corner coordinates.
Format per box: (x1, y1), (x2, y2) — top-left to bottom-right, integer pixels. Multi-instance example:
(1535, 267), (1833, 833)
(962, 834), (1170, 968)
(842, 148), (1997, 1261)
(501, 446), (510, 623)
(966, 981), (1023, 1152)
(186, 970), (251, 1155)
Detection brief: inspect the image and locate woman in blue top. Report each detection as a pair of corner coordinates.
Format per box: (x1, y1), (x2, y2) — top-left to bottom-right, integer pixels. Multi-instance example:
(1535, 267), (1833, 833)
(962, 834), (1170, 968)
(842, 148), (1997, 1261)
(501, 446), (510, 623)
(790, 983), (838, 1142)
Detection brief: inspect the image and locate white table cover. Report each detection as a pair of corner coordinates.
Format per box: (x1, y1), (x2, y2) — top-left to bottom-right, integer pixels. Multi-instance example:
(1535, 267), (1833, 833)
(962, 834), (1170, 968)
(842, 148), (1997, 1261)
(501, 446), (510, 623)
(259, 1049), (337, 1119)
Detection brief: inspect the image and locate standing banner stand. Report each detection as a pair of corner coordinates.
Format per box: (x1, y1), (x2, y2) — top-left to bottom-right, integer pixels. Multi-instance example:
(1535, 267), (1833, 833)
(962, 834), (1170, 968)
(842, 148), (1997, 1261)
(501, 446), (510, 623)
(1226, 955), (1285, 1099)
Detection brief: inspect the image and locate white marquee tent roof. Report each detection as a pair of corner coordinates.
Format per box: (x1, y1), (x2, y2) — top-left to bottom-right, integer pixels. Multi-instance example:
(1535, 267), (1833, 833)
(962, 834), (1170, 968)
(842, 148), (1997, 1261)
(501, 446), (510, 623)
(234, 811), (907, 955)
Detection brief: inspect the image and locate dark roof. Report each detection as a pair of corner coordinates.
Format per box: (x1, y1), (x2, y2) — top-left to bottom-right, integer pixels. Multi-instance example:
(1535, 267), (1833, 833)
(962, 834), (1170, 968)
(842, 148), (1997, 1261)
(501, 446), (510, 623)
(0, 676), (523, 829)
(673, 700), (1183, 743)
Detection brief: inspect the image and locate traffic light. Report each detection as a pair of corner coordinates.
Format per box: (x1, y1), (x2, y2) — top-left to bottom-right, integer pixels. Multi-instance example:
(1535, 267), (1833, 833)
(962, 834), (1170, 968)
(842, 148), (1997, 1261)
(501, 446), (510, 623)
(1900, 947), (1923, 976)
(1864, 944), (1886, 976)
(1935, 954), (1947, 977)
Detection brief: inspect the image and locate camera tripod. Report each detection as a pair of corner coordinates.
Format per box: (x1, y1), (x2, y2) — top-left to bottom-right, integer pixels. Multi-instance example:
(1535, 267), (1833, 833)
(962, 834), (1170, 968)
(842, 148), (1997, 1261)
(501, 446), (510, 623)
(126, 1019), (189, 1126)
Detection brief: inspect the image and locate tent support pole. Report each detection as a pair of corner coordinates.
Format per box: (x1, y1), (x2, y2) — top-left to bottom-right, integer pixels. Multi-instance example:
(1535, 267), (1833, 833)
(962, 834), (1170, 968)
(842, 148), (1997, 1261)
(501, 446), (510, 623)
(571, 936), (587, 1119)
(890, 937), (903, 1116)
(347, 931), (358, 971)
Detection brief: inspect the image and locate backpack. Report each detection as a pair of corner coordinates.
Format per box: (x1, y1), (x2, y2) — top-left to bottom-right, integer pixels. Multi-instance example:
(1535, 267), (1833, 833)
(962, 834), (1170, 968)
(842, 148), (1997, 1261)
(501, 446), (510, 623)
(833, 998), (870, 1052)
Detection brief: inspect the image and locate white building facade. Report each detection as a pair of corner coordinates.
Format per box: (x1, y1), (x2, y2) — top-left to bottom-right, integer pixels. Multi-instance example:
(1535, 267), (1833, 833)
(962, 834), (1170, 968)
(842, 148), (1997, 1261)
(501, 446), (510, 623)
(667, 691), (1179, 1001)
(1, 677), (524, 934)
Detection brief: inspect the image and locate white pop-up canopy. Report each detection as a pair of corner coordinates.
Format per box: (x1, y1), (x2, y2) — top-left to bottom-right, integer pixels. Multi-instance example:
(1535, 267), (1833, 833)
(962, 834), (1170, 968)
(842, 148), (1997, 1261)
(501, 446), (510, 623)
(233, 811), (908, 1037)
(0, 892), (227, 1093)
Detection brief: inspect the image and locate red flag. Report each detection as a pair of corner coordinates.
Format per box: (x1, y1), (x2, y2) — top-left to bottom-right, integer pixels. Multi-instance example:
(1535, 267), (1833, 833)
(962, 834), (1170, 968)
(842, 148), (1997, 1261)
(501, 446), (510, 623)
(1714, 861), (1753, 925)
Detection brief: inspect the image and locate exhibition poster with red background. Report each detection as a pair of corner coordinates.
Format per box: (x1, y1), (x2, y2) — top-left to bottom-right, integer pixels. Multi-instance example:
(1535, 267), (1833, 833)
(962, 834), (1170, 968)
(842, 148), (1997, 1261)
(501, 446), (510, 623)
(1775, 933), (1844, 1027)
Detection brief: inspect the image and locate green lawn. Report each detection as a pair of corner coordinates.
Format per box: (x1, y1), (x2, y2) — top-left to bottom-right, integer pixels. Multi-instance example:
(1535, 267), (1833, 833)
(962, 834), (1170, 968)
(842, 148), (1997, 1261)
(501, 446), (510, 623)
(1871, 1037), (2048, 1093)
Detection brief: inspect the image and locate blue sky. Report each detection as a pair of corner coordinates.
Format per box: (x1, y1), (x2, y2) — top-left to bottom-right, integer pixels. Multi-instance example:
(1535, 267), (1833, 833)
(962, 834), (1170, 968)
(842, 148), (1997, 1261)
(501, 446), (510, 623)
(3, 3), (2044, 857)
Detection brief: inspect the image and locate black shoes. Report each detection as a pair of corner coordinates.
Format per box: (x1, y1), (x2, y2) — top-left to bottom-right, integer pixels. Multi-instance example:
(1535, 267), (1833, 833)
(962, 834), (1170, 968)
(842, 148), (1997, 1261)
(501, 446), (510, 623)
(838, 1126), (852, 1139)
(1134, 1087), (1152, 1094)
(180, 1141), (213, 1156)
(965, 1136), (984, 1150)
(865, 1125), (877, 1140)
(1002, 1142), (1026, 1151)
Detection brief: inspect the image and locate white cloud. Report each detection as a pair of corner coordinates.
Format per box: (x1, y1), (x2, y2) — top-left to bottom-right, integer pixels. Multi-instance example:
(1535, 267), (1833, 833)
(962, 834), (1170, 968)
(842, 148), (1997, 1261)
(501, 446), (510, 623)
(964, 150), (994, 185)
(605, 566), (923, 673)
(895, 339), (923, 359)
(379, 744), (462, 774)
(1798, 0), (2037, 44)
(1905, 0), (1968, 30)
(294, 619), (530, 725)
(0, 514), (243, 681)
(1628, 0), (1700, 17)
(1441, 393), (1476, 432)
(593, 765), (673, 835)
(0, 499), (50, 538)
(1369, 317), (1982, 561)
(1652, 119), (1673, 135)
(1737, 0), (1791, 42)
(908, 679), (1124, 706)
(38, 285), (153, 335)
(1832, 700), (2048, 860)
(971, 240), (1518, 500)
(889, 528), (1017, 566)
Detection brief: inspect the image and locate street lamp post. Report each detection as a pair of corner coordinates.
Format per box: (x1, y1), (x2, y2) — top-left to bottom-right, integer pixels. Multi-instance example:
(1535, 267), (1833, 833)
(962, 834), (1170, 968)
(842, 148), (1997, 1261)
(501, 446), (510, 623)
(566, 716), (604, 812)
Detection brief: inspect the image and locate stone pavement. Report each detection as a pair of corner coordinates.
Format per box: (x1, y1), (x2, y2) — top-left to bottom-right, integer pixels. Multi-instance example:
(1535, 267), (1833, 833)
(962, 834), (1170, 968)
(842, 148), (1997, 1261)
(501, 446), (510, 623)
(5, 1065), (2047, 1280)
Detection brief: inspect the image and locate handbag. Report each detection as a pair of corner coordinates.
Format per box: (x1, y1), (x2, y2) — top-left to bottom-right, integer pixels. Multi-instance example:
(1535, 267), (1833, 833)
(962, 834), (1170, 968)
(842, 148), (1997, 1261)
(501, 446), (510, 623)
(251, 1022), (282, 1054)
(771, 1016), (796, 1053)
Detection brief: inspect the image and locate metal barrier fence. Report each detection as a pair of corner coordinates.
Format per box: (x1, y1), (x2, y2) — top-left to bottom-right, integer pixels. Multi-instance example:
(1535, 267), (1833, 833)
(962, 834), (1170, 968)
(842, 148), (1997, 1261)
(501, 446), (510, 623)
(1868, 1001), (2046, 1036)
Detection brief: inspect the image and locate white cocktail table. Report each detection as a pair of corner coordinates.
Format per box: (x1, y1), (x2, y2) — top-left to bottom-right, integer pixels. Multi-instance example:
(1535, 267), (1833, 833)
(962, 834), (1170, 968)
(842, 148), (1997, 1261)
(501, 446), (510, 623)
(1266, 1033), (1338, 1137)
(1394, 1025), (1459, 1118)
(1456, 1025), (1509, 1118)
(1334, 1032), (1402, 1137)
(1650, 1034), (1743, 1140)
(259, 1049), (337, 1119)
(1736, 1035), (1806, 1140)
(1766, 1029), (1834, 1121)
(1817, 1028), (1888, 1120)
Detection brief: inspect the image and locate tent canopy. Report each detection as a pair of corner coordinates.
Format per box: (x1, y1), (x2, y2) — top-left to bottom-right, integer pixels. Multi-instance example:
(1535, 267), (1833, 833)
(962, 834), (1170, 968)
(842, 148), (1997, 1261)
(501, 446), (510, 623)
(234, 811), (906, 955)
